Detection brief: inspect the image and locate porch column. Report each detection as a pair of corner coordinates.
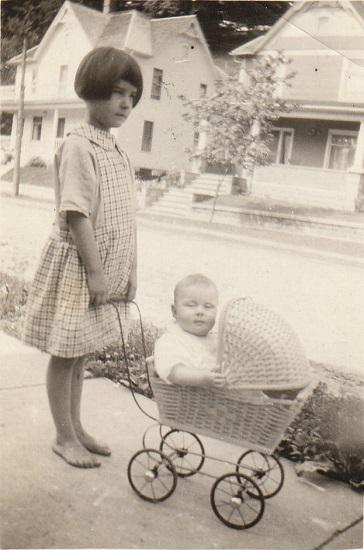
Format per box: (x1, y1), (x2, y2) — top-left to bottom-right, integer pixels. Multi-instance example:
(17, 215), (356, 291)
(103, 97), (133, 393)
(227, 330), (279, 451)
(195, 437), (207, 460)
(351, 120), (364, 172)
(51, 108), (59, 161)
(348, 120), (364, 211)
(10, 112), (18, 149)
(191, 119), (208, 173)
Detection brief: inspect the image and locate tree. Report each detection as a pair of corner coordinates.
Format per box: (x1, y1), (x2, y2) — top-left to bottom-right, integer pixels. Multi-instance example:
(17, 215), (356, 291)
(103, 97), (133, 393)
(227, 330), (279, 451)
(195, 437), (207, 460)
(2, 1), (60, 194)
(181, 54), (295, 221)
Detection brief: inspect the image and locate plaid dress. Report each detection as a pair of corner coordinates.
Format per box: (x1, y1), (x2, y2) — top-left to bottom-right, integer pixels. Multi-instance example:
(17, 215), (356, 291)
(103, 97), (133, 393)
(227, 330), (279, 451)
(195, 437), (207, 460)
(23, 123), (136, 358)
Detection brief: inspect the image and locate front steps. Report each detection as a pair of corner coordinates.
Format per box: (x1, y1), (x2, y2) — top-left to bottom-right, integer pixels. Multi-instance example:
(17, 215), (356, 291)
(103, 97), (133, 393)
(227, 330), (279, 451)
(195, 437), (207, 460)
(188, 173), (233, 197)
(147, 188), (192, 217)
(146, 173), (233, 217)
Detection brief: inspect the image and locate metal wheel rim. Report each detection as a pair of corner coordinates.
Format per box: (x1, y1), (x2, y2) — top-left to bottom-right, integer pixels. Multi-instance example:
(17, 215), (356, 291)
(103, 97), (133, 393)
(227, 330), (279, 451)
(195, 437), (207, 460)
(127, 448), (177, 502)
(160, 429), (205, 477)
(210, 473), (265, 529)
(236, 450), (284, 499)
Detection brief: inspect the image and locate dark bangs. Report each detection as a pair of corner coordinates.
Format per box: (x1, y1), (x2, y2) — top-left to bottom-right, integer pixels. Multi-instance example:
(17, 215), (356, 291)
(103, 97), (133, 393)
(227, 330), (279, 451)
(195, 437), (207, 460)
(74, 47), (143, 106)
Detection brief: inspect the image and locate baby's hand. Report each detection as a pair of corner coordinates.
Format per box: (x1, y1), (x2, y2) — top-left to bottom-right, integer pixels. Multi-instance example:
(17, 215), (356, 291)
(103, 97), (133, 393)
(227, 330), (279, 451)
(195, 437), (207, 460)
(206, 372), (227, 389)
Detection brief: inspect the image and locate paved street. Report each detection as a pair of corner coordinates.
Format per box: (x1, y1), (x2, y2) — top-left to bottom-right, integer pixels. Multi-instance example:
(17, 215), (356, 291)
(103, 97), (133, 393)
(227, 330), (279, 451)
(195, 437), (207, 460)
(1, 196), (363, 373)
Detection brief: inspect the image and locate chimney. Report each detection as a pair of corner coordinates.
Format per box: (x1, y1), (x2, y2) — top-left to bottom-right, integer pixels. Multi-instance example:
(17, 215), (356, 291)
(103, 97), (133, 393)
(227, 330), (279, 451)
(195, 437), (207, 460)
(103, 0), (118, 14)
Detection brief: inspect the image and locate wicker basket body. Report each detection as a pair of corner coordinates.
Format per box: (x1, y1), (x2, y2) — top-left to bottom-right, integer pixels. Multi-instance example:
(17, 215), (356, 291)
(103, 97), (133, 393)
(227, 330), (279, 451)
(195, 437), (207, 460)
(150, 375), (314, 454)
(218, 297), (311, 391)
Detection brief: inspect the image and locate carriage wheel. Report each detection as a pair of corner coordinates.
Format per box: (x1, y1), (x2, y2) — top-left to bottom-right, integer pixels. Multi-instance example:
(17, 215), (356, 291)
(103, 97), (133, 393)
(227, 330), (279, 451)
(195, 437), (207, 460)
(127, 449), (177, 502)
(160, 429), (205, 477)
(236, 450), (284, 499)
(142, 423), (169, 449)
(210, 473), (265, 529)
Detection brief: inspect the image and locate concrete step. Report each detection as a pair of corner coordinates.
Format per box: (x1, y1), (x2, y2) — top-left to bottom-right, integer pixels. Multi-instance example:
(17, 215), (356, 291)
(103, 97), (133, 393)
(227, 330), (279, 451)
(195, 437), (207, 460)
(188, 174), (233, 197)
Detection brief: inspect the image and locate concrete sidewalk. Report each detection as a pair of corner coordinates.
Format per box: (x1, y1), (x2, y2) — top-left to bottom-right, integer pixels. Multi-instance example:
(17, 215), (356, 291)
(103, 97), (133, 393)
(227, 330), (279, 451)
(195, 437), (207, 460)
(0, 330), (363, 549)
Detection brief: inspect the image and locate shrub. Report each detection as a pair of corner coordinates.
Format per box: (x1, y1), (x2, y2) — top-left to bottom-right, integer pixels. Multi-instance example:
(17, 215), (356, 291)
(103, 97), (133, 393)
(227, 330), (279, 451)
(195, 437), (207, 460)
(278, 382), (364, 489)
(0, 272), (29, 338)
(28, 156), (47, 168)
(86, 319), (163, 398)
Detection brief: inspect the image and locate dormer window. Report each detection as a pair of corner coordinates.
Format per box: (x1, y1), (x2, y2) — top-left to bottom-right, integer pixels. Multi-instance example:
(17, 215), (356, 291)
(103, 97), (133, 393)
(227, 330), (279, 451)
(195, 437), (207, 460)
(177, 42), (190, 63)
(151, 68), (163, 100)
(316, 15), (329, 33)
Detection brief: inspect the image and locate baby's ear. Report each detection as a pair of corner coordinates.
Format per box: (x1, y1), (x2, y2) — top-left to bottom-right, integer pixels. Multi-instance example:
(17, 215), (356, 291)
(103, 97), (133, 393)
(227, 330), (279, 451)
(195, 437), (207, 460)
(171, 304), (176, 318)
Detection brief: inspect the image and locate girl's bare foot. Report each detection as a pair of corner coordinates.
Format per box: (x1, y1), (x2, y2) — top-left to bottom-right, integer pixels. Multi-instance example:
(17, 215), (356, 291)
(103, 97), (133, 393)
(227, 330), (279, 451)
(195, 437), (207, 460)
(52, 440), (101, 468)
(76, 430), (111, 456)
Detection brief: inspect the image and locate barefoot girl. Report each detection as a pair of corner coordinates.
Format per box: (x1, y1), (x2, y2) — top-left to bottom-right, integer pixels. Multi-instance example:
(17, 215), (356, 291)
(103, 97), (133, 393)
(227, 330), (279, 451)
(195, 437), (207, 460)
(23, 47), (143, 468)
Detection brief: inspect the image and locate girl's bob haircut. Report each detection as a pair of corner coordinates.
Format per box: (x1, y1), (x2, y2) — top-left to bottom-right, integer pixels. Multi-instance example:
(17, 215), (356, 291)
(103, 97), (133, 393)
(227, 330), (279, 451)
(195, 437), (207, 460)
(74, 47), (143, 106)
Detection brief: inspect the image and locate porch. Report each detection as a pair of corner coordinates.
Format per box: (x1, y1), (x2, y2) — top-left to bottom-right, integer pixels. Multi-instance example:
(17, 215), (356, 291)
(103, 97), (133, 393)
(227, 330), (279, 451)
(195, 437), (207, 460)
(252, 164), (358, 211)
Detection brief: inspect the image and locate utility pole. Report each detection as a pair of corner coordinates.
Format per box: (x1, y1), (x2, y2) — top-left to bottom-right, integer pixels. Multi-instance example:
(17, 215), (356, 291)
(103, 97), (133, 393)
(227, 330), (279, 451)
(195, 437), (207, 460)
(12, 36), (27, 197)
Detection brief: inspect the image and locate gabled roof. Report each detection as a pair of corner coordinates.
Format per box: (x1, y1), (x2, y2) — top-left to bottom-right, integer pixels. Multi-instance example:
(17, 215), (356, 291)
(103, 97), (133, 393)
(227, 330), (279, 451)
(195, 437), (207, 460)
(151, 15), (222, 77)
(96, 12), (134, 49)
(70, 2), (106, 45)
(230, 0), (364, 57)
(6, 1), (221, 76)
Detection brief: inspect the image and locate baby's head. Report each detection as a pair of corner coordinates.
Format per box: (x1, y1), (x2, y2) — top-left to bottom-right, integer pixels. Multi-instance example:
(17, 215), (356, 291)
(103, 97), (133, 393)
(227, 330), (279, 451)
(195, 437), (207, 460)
(172, 274), (218, 337)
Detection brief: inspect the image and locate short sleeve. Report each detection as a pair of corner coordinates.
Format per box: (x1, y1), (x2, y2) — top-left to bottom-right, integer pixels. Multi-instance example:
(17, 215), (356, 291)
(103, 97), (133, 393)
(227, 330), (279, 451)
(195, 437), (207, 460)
(154, 334), (189, 383)
(55, 136), (97, 217)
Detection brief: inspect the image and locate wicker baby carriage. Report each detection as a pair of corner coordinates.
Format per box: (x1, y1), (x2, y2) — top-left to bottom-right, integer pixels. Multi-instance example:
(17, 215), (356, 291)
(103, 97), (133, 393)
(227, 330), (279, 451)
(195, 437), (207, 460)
(151, 297), (312, 454)
(113, 300), (315, 530)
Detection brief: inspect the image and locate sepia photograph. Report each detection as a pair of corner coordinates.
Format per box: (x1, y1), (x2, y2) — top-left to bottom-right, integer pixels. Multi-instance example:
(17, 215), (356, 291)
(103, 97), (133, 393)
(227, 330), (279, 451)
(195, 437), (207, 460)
(0, 0), (363, 548)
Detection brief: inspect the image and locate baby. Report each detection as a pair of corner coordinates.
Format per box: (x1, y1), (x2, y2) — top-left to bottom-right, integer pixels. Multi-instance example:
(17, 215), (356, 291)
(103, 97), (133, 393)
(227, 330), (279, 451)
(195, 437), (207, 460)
(154, 274), (226, 389)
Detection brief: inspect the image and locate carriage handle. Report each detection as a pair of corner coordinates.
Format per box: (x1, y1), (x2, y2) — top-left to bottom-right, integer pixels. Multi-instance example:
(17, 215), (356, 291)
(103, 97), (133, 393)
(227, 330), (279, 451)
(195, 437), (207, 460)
(109, 299), (159, 422)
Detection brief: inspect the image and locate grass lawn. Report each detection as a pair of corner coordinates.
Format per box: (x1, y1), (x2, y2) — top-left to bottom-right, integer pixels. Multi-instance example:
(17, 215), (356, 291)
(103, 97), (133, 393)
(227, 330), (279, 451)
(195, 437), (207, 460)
(213, 194), (364, 223)
(1, 165), (53, 187)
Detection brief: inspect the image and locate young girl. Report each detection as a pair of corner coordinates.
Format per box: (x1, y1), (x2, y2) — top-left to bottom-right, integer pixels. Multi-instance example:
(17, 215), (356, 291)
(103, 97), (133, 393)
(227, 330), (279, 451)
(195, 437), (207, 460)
(23, 47), (143, 468)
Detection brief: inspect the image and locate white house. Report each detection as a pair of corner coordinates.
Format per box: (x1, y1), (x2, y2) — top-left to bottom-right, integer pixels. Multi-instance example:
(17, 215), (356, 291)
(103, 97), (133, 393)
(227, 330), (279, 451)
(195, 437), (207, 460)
(230, 0), (364, 211)
(1, 1), (222, 178)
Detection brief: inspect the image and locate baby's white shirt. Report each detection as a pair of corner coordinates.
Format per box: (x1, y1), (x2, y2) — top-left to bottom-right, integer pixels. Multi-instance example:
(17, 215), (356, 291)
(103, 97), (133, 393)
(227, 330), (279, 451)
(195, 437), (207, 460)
(154, 323), (217, 383)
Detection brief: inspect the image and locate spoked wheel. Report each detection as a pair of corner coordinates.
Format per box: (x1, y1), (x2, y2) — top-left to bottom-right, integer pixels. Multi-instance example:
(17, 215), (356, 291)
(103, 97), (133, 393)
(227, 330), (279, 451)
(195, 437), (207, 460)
(127, 449), (177, 502)
(160, 429), (205, 477)
(210, 473), (265, 529)
(236, 450), (284, 499)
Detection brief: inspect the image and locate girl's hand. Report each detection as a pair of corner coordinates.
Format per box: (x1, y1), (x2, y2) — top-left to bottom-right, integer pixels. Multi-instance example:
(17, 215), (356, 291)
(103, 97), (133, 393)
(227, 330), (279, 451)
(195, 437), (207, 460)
(87, 269), (109, 306)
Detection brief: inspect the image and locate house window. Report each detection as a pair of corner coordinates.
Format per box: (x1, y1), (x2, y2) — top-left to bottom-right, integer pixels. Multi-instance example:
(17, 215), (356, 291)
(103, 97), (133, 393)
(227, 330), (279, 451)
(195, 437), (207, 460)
(200, 83), (207, 97)
(31, 68), (38, 94)
(177, 42), (190, 62)
(56, 117), (66, 138)
(151, 68), (163, 99)
(31, 116), (42, 140)
(141, 121), (154, 152)
(325, 132), (357, 170)
(271, 128), (294, 164)
(58, 65), (68, 95)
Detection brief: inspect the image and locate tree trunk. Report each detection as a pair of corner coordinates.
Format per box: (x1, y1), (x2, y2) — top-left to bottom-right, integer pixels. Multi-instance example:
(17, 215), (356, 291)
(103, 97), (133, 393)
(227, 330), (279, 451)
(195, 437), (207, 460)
(209, 167), (229, 223)
(12, 36), (27, 197)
